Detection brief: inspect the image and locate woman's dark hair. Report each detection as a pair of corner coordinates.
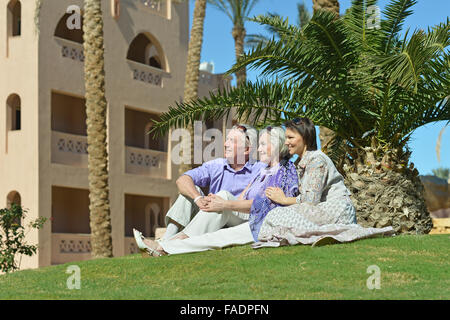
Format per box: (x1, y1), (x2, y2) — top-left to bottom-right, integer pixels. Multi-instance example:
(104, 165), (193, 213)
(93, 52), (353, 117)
(284, 117), (318, 151)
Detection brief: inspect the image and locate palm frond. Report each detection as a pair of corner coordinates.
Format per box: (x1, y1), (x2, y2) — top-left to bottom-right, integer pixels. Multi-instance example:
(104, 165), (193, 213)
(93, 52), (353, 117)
(150, 80), (298, 137)
(343, 0), (379, 51)
(379, 0), (417, 53)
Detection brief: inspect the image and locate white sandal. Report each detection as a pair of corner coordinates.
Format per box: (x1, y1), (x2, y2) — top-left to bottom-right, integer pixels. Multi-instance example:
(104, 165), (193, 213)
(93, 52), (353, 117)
(133, 228), (163, 257)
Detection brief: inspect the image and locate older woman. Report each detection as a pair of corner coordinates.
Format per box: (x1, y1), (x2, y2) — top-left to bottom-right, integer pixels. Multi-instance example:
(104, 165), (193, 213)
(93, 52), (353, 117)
(256, 118), (395, 248)
(133, 126), (299, 256)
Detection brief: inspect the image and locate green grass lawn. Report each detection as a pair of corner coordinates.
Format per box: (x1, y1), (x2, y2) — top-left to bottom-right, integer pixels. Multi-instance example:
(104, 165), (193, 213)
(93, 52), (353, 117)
(0, 234), (449, 300)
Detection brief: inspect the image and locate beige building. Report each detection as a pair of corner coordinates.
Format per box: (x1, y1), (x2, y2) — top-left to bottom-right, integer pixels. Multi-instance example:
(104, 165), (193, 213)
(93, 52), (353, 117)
(1, 0), (232, 271)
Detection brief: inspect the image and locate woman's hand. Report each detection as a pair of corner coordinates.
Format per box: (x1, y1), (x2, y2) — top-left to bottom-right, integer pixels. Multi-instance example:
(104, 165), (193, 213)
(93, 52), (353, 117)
(202, 194), (228, 212)
(265, 187), (288, 205)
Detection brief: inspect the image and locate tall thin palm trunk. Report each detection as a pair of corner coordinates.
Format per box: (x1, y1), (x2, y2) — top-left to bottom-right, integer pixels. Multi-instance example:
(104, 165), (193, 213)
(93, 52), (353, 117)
(83, 0), (113, 258)
(179, 0), (207, 174)
(233, 25), (250, 123)
(312, 0), (339, 154)
(232, 26), (247, 86)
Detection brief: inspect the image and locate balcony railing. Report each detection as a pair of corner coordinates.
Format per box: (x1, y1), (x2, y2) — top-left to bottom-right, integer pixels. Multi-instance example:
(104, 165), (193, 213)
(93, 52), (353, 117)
(51, 233), (141, 264)
(127, 60), (166, 87)
(51, 131), (88, 167)
(55, 37), (84, 62)
(51, 233), (92, 265)
(125, 146), (168, 179)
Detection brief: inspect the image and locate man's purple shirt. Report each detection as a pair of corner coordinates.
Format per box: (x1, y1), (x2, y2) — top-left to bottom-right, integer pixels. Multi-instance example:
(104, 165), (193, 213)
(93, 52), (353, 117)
(183, 158), (267, 197)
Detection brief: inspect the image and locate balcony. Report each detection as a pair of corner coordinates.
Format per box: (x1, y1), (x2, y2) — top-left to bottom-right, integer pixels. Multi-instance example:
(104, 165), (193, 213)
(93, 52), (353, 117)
(125, 146), (167, 178)
(51, 91), (88, 167)
(127, 59), (166, 87)
(51, 233), (92, 264)
(51, 131), (88, 167)
(51, 233), (141, 265)
(125, 107), (169, 178)
(51, 186), (91, 264)
(55, 37), (84, 63)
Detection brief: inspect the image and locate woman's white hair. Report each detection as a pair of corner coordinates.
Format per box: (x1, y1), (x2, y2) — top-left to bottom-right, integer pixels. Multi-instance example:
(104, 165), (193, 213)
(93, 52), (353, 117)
(258, 126), (289, 160)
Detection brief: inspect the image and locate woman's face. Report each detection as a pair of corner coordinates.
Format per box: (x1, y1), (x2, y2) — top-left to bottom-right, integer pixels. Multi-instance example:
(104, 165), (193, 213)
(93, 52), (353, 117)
(257, 132), (273, 164)
(285, 128), (306, 157)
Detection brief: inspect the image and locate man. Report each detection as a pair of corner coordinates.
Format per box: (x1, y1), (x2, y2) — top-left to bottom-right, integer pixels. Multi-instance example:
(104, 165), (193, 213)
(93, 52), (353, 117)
(161, 124), (266, 240)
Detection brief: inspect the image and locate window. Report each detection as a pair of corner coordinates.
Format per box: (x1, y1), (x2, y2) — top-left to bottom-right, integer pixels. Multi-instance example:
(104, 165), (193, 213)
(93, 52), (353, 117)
(6, 94), (21, 131)
(7, 191), (21, 208)
(7, 0), (21, 37)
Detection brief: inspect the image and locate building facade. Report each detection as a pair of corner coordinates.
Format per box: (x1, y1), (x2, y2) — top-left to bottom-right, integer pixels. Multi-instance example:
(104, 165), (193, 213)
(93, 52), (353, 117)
(1, 0), (231, 270)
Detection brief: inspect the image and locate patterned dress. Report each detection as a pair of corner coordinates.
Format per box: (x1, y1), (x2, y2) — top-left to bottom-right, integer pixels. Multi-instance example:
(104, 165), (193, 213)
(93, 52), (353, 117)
(254, 150), (395, 248)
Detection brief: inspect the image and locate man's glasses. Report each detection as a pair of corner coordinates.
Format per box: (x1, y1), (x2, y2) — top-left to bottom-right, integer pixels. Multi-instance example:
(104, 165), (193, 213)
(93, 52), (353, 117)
(235, 124), (247, 133)
(235, 125), (250, 141)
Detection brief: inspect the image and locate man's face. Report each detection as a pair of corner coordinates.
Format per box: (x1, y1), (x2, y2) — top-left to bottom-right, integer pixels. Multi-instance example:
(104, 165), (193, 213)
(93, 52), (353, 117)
(224, 129), (249, 165)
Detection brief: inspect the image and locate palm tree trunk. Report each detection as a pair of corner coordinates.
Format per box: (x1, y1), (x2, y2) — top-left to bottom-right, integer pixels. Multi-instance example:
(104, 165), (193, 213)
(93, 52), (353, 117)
(232, 26), (252, 123)
(344, 146), (433, 234)
(232, 26), (247, 86)
(83, 0), (113, 258)
(312, 0), (339, 14)
(179, 0), (207, 174)
(312, 0), (339, 154)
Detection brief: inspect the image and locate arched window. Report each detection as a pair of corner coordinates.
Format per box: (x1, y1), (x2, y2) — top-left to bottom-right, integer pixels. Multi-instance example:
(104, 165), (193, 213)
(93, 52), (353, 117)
(6, 94), (21, 131)
(127, 33), (165, 70)
(7, 191), (21, 209)
(7, 0), (21, 37)
(54, 12), (84, 43)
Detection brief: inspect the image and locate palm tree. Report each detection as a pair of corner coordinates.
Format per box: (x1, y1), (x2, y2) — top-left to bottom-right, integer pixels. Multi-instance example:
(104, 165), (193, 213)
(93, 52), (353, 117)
(178, 0), (208, 173)
(245, 1), (311, 48)
(151, 0), (449, 234)
(207, 0), (262, 87)
(312, 0), (339, 14)
(312, 0), (340, 156)
(83, 0), (113, 258)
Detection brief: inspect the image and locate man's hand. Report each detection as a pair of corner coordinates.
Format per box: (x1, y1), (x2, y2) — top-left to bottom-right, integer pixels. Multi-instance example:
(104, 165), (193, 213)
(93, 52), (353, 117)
(202, 194), (227, 212)
(265, 187), (287, 205)
(194, 196), (210, 210)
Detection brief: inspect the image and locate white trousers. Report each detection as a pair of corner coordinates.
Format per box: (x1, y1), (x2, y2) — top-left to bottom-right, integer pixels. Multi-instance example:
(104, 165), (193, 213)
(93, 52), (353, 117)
(159, 222), (255, 255)
(181, 190), (249, 238)
(164, 186), (205, 228)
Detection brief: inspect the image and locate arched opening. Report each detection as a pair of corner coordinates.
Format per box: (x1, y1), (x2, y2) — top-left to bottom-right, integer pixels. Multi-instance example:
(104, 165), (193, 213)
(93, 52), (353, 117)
(6, 94), (21, 131)
(6, 190), (21, 208)
(125, 108), (167, 152)
(54, 12), (84, 43)
(127, 33), (165, 70)
(144, 203), (164, 237)
(7, 0), (21, 37)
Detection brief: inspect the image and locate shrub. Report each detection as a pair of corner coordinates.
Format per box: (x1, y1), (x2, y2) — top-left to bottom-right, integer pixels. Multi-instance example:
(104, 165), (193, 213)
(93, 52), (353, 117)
(0, 204), (47, 273)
